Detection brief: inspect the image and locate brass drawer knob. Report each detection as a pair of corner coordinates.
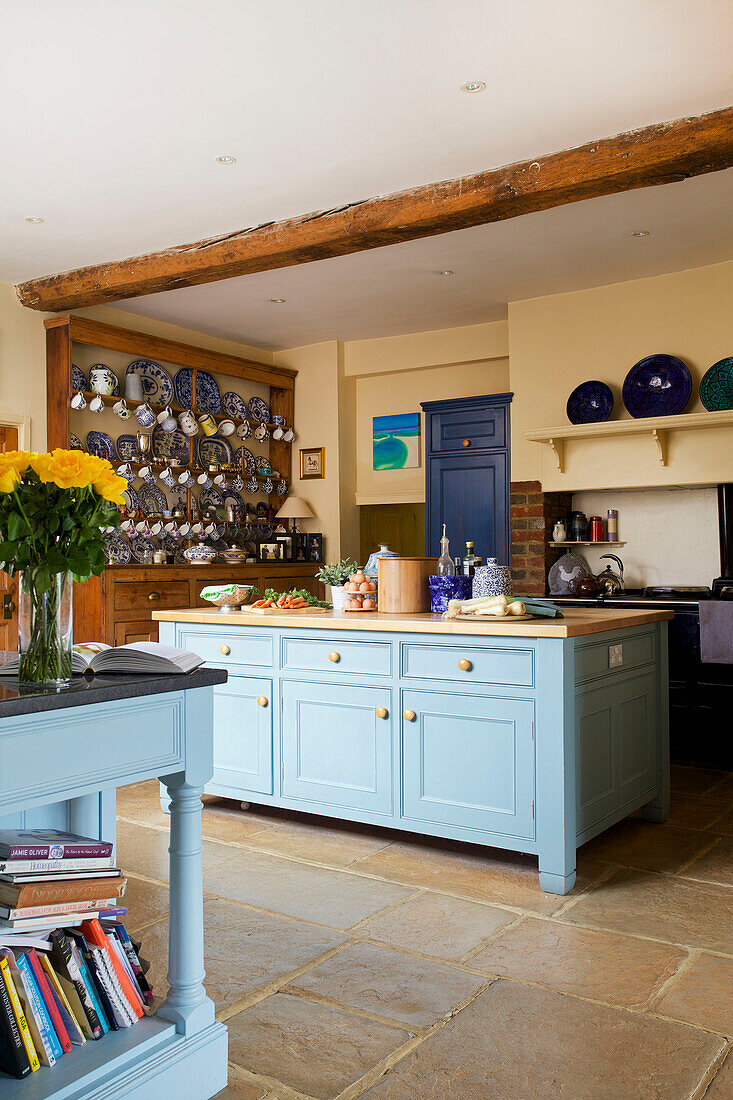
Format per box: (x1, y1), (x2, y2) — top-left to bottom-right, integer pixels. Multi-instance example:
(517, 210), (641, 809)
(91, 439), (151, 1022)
(220, 643), (231, 655)
(376, 706), (388, 719)
(148, 591), (161, 601)
(463, 439), (471, 447)
(403, 709), (416, 722)
(328, 651), (340, 663)
(257, 696), (268, 707)
(458, 658), (473, 672)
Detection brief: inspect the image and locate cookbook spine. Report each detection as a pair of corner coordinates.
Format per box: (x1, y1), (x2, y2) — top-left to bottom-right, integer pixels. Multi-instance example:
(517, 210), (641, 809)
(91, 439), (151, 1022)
(1, 843), (113, 860)
(0, 957), (39, 1071)
(0, 856), (116, 875)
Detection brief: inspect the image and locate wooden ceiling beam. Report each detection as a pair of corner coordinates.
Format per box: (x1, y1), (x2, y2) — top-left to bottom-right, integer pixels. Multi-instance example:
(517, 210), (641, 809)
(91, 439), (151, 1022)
(16, 105), (733, 312)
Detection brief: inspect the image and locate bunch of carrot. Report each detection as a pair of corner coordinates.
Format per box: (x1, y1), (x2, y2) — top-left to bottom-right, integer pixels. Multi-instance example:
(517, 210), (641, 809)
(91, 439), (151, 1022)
(251, 593), (310, 610)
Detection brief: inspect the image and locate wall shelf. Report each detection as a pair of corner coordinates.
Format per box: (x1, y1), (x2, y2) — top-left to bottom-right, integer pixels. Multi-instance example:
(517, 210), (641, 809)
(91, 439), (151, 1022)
(549, 541), (626, 548)
(525, 410), (733, 472)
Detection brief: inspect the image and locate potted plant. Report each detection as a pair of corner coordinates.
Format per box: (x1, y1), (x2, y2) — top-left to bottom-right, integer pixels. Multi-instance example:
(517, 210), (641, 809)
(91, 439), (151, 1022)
(315, 558), (359, 610)
(0, 449), (126, 684)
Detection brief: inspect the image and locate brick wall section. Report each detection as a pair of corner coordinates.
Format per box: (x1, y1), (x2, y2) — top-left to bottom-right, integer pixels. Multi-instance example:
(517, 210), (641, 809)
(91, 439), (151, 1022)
(510, 481), (572, 596)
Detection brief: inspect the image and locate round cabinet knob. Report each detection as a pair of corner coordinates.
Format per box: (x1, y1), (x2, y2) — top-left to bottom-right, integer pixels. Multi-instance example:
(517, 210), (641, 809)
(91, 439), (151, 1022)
(463, 439), (471, 447)
(220, 643), (231, 655)
(458, 658), (473, 672)
(257, 696), (268, 707)
(376, 706), (388, 719)
(148, 591), (161, 601)
(403, 709), (416, 722)
(328, 651), (340, 663)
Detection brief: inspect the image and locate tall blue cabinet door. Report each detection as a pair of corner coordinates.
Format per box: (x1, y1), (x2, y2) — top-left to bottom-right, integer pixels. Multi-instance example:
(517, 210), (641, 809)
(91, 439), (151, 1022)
(402, 690), (535, 840)
(427, 451), (509, 564)
(211, 676), (273, 796)
(281, 681), (393, 815)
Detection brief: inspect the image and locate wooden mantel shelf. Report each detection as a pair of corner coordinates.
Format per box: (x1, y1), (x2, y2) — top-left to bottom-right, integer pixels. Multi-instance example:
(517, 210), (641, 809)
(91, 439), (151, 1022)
(525, 410), (733, 471)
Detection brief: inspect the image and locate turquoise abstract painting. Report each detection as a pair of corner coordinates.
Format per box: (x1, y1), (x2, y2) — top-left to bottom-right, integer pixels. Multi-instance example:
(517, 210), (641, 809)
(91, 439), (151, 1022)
(373, 413), (421, 470)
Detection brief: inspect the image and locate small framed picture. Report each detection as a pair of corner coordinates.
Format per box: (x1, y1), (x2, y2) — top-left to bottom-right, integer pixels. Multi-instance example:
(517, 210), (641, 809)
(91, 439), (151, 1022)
(307, 533), (323, 562)
(299, 447), (325, 480)
(259, 541), (283, 562)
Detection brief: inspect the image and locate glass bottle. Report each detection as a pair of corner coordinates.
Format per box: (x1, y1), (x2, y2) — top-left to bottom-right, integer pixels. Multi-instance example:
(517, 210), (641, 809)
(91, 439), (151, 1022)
(437, 524), (455, 575)
(462, 541), (478, 578)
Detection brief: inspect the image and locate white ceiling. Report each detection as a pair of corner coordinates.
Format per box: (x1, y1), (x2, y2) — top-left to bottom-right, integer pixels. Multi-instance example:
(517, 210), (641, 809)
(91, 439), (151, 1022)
(1, 0), (732, 346)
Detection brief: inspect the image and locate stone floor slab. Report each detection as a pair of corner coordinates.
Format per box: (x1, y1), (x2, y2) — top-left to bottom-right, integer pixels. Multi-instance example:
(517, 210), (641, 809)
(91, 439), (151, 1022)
(562, 867), (733, 953)
(680, 835), (733, 887)
(655, 953), (733, 1036)
(358, 892), (515, 961)
(143, 898), (346, 1012)
(215, 1077), (268, 1099)
(713, 807), (733, 836)
(117, 818), (236, 882)
(204, 849), (412, 928)
(663, 793), (730, 832)
(117, 779), (168, 827)
(359, 979), (724, 1099)
(226, 992), (411, 1099)
(670, 765), (730, 799)
(582, 819), (714, 874)
(291, 941), (486, 1027)
(122, 873), (171, 934)
(705, 1050), (733, 1098)
(240, 815), (394, 868)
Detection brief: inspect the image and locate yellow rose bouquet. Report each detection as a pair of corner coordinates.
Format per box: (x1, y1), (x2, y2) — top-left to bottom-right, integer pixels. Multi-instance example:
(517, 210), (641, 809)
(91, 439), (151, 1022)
(0, 449), (126, 684)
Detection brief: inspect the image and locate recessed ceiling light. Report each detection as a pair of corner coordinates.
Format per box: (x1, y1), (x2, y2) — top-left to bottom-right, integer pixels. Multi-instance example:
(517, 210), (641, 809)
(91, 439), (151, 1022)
(270, 298), (286, 303)
(438, 270), (454, 277)
(631, 230), (650, 237)
(24, 216), (44, 224)
(215, 154), (237, 165)
(460, 80), (485, 93)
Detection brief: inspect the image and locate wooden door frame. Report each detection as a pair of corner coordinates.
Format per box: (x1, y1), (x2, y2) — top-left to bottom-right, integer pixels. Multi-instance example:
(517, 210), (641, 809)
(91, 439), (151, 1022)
(0, 410), (31, 450)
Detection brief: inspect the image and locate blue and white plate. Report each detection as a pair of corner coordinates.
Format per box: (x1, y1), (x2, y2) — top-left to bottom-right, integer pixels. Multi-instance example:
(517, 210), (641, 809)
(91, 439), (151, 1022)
(246, 476), (259, 494)
(152, 424), (190, 463)
(223, 391), (249, 420)
(237, 446), (256, 475)
(103, 530), (131, 565)
(247, 396), (270, 423)
(129, 536), (153, 564)
(71, 364), (88, 392)
(138, 482), (169, 515)
(126, 359), (174, 404)
(69, 433), (83, 451)
(116, 434), (138, 462)
(224, 491), (245, 510)
(276, 479), (288, 496)
(86, 430), (115, 460)
(122, 484), (140, 511)
(174, 368), (221, 413)
(160, 531), (186, 564)
(622, 355), (692, 419)
(255, 455), (273, 475)
(566, 381), (614, 425)
(199, 485), (226, 511)
(197, 436), (233, 467)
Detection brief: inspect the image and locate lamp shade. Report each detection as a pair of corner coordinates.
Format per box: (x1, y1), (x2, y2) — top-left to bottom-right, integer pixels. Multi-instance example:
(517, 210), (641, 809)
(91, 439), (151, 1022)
(275, 496), (315, 520)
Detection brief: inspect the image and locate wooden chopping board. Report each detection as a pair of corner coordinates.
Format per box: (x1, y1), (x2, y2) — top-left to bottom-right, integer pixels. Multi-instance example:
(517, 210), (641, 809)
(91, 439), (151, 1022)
(241, 605), (331, 615)
(449, 612), (535, 623)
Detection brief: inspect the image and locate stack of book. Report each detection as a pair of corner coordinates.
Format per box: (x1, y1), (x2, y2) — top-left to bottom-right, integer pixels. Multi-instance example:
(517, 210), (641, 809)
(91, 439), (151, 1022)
(0, 830), (153, 1081)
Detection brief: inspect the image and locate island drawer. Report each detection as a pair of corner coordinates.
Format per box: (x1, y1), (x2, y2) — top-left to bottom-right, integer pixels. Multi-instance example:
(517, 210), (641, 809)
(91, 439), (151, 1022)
(175, 626), (275, 668)
(281, 636), (392, 677)
(576, 630), (655, 683)
(401, 641), (534, 688)
(114, 580), (190, 612)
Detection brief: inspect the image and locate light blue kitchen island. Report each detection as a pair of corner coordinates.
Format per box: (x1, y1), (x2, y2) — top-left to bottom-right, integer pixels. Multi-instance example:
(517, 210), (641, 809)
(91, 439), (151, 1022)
(157, 605), (672, 895)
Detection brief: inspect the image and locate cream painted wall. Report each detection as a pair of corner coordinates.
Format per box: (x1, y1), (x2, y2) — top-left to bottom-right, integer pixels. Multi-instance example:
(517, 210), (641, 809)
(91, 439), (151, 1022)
(570, 487), (719, 589)
(344, 321), (509, 377)
(510, 261), (733, 489)
(0, 284), (51, 449)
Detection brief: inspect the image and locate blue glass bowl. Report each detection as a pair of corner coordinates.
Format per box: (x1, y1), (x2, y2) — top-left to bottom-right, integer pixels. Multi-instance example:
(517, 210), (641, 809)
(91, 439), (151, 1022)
(429, 575), (472, 614)
(700, 357), (733, 411)
(622, 355), (692, 419)
(566, 381), (614, 424)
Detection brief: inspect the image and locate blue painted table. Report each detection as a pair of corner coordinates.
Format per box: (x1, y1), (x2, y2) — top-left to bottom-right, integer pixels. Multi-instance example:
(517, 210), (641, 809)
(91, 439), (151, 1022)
(157, 607), (672, 895)
(0, 668), (228, 1100)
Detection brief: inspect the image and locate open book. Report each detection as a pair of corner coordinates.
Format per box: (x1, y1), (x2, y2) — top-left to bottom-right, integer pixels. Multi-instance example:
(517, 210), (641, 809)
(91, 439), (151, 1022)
(0, 642), (203, 676)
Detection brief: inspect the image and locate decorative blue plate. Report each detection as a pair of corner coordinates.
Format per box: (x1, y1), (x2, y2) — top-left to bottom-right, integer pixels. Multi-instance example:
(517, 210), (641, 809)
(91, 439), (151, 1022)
(622, 355), (692, 418)
(138, 482), (169, 515)
(255, 456), (273, 474)
(129, 536), (153, 564)
(122, 485), (140, 511)
(224, 491), (245, 510)
(71, 364), (88, 391)
(69, 433), (83, 451)
(566, 381), (614, 424)
(152, 424), (190, 463)
(103, 530), (131, 565)
(126, 359), (174, 404)
(237, 446), (256, 474)
(223, 391), (249, 420)
(116, 434), (138, 462)
(86, 430), (115, 460)
(174, 368), (221, 413)
(199, 485), (226, 511)
(247, 396), (270, 423)
(700, 357), (733, 411)
(197, 436), (233, 467)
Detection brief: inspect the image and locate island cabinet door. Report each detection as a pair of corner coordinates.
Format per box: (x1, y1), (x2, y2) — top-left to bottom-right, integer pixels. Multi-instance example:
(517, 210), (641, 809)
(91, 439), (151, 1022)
(281, 681), (393, 815)
(401, 690), (535, 840)
(211, 676), (273, 796)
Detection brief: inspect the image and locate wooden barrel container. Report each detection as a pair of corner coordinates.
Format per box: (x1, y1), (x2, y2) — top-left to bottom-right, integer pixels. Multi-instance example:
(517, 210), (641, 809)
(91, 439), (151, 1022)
(377, 557), (438, 614)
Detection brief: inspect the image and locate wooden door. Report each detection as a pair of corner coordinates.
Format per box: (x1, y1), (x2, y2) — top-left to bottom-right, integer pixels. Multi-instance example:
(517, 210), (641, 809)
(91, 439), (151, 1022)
(427, 451), (509, 564)
(0, 427), (19, 653)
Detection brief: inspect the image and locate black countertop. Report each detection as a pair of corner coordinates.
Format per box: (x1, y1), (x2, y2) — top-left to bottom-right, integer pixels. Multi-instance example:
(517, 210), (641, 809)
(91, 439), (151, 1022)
(0, 667), (228, 719)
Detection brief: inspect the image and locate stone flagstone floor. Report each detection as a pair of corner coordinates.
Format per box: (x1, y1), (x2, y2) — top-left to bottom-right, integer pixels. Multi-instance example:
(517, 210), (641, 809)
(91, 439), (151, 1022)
(117, 763), (733, 1100)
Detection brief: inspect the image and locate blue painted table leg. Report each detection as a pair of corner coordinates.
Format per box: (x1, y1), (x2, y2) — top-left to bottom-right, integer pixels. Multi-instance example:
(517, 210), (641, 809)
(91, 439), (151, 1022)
(642, 622), (670, 824)
(536, 637), (577, 895)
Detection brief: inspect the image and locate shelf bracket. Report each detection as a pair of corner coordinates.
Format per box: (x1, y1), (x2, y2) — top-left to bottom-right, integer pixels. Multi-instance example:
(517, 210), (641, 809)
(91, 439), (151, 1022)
(546, 437), (565, 473)
(651, 428), (668, 466)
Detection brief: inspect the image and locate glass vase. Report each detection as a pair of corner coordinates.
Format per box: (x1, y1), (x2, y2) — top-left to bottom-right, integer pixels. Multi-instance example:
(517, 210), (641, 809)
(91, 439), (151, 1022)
(18, 570), (73, 685)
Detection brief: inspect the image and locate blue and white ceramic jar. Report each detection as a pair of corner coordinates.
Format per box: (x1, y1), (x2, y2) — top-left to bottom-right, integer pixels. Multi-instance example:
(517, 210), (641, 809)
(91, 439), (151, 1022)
(472, 558), (513, 599)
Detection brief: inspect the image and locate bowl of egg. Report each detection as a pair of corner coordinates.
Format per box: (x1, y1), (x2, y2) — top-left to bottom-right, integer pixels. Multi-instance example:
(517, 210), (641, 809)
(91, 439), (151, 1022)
(343, 569), (377, 611)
